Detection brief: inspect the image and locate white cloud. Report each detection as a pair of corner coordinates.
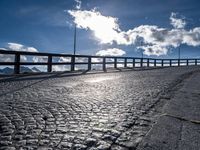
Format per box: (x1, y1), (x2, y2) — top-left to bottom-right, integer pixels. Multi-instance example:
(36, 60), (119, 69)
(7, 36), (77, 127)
(96, 48), (126, 56)
(58, 57), (71, 62)
(182, 27), (200, 46)
(32, 56), (47, 63)
(170, 12), (186, 29)
(7, 43), (38, 52)
(69, 9), (200, 56)
(52, 65), (70, 72)
(0, 54), (13, 62)
(139, 45), (168, 56)
(68, 9), (123, 44)
(0, 43), (39, 62)
(75, 0), (82, 10)
(0, 48), (7, 50)
(7, 43), (39, 62)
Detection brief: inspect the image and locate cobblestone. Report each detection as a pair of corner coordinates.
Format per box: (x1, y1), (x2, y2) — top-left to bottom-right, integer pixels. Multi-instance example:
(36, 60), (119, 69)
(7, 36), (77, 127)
(0, 67), (199, 149)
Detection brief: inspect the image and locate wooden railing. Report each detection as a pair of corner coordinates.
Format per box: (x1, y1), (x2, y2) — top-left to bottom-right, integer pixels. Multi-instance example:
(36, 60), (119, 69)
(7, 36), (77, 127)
(0, 49), (200, 74)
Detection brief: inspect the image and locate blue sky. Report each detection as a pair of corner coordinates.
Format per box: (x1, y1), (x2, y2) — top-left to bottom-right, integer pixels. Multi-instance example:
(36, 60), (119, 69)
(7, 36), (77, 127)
(0, 0), (200, 58)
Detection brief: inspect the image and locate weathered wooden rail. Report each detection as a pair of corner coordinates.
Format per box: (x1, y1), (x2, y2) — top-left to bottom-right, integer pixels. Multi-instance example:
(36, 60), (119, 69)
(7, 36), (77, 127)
(0, 49), (200, 74)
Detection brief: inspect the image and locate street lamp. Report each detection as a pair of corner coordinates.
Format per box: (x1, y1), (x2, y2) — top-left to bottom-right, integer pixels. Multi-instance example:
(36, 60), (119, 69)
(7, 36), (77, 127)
(178, 45), (181, 66)
(71, 25), (77, 72)
(141, 41), (144, 59)
(141, 49), (144, 59)
(140, 41), (144, 67)
(73, 25), (77, 55)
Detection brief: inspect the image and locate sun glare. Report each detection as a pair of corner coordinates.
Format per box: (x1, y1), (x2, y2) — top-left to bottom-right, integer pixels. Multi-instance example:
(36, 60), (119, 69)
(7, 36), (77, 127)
(85, 76), (115, 83)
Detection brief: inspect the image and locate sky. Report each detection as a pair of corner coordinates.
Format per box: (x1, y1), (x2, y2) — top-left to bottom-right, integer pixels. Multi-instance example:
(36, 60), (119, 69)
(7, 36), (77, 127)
(0, 0), (200, 59)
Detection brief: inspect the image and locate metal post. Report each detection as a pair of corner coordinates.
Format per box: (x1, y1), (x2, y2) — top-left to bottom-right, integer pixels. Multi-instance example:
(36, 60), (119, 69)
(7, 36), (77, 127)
(71, 55), (75, 71)
(162, 60), (164, 67)
(154, 59), (156, 67)
(133, 58), (135, 68)
(114, 58), (117, 68)
(147, 59), (149, 67)
(141, 41), (144, 59)
(124, 58), (127, 68)
(103, 57), (106, 71)
(71, 25), (77, 72)
(170, 59), (172, 67)
(140, 41), (143, 68)
(47, 55), (52, 72)
(14, 53), (20, 74)
(178, 46), (181, 66)
(195, 59), (197, 65)
(88, 57), (91, 70)
(187, 59), (189, 66)
(73, 25), (77, 55)
(178, 59), (180, 66)
(142, 51), (143, 59)
(141, 58), (143, 67)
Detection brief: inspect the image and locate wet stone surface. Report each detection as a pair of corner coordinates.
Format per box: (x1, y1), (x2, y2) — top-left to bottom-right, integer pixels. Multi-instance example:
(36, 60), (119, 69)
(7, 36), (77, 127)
(0, 67), (199, 150)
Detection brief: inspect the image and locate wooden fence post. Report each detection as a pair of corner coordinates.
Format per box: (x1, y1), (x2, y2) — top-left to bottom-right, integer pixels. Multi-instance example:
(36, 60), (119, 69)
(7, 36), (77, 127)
(141, 58), (143, 67)
(133, 58), (135, 68)
(154, 59), (156, 67)
(195, 59), (197, 65)
(124, 58), (127, 68)
(14, 53), (20, 74)
(88, 57), (91, 70)
(71, 55), (75, 71)
(47, 55), (52, 72)
(178, 59), (180, 66)
(147, 59), (149, 67)
(103, 57), (106, 71)
(114, 58), (117, 68)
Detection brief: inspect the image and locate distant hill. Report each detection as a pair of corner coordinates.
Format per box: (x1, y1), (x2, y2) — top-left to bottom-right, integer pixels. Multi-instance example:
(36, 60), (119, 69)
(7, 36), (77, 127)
(0, 66), (41, 74)
(31, 67), (41, 72)
(0, 67), (14, 74)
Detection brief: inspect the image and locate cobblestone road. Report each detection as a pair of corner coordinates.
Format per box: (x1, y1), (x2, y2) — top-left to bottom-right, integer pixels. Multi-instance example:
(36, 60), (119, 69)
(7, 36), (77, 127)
(0, 67), (199, 150)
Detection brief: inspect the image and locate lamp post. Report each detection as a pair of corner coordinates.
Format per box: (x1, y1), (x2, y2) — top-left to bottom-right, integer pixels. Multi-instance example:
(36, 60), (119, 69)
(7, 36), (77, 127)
(140, 41), (144, 67)
(71, 25), (77, 72)
(73, 25), (77, 55)
(141, 50), (144, 59)
(141, 41), (143, 59)
(178, 45), (181, 66)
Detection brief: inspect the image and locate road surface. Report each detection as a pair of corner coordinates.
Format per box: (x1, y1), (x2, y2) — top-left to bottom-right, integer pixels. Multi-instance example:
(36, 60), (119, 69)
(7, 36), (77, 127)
(0, 66), (199, 150)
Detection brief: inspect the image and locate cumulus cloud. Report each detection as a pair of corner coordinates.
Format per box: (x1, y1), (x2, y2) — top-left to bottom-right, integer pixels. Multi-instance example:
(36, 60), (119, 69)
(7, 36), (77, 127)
(68, 9), (122, 44)
(0, 54), (13, 62)
(0, 43), (39, 62)
(58, 56), (71, 62)
(170, 12), (186, 29)
(52, 65), (70, 72)
(69, 9), (200, 56)
(32, 56), (47, 63)
(75, 0), (82, 10)
(96, 48), (126, 56)
(7, 43), (38, 52)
